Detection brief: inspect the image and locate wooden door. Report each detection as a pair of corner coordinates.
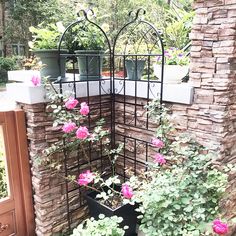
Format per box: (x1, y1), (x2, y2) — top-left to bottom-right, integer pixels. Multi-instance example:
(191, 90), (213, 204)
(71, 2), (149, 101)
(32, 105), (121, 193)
(0, 110), (35, 236)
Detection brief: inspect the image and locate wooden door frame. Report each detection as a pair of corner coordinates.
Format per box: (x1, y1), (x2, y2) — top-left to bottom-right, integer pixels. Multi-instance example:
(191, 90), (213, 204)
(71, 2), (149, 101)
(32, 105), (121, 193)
(14, 110), (35, 236)
(0, 110), (35, 236)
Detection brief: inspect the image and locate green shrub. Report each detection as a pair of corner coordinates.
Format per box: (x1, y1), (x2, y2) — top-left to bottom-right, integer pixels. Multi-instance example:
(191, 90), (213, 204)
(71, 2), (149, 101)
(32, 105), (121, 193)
(0, 151), (8, 199)
(0, 56), (20, 83)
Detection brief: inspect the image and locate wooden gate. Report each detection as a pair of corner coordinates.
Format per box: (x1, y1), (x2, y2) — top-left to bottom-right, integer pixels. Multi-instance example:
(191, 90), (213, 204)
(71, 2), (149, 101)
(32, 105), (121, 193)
(0, 110), (35, 236)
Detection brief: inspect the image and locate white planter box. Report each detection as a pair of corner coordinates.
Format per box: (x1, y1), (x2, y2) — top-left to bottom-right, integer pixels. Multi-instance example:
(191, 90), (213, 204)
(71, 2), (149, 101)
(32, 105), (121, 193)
(8, 70), (41, 84)
(6, 83), (46, 104)
(153, 64), (189, 84)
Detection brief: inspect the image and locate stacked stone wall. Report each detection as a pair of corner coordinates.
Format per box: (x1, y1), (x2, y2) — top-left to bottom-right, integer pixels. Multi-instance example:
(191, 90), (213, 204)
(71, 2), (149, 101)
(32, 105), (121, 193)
(19, 95), (112, 236)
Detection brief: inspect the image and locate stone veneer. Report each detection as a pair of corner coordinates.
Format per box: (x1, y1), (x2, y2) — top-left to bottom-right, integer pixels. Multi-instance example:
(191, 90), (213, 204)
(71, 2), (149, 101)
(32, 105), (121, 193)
(14, 0), (236, 235)
(18, 95), (112, 236)
(174, 0), (236, 234)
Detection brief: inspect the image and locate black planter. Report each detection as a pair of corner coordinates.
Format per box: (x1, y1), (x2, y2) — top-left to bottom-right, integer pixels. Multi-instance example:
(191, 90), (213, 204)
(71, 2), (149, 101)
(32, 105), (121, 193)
(85, 190), (138, 236)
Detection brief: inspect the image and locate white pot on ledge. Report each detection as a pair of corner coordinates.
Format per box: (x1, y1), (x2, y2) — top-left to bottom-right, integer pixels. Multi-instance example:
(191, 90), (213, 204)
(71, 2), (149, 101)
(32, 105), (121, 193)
(8, 70), (41, 84)
(153, 64), (189, 84)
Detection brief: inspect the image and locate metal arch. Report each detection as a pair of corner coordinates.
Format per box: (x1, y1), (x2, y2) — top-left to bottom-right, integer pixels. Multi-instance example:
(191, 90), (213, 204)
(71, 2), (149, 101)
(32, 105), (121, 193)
(112, 8), (165, 104)
(57, 9), (112, 95)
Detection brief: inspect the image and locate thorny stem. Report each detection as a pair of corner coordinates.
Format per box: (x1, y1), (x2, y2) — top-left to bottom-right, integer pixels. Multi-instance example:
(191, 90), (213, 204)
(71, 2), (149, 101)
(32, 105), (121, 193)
(80, 142), (91, 167)
(47, 78), (59, 95)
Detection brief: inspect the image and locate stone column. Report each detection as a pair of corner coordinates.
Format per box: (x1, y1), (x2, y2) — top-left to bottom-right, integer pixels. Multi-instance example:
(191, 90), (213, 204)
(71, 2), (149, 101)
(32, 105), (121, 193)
(189, 0), (236, 234)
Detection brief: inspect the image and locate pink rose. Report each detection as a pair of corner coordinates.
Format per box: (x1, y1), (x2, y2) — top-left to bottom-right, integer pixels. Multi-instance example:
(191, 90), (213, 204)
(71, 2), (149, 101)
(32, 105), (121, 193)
(152, 138), (164, 148)
(80, 102), (90, 116)
(76, 126), (89, 140)
(62, 122), (77, 133)
(213, 219), (228, 235)
(121, 184), (134, 199)
(65, 97), (79, 109)
(154, 153), (166, 165)
(77, 170), (95, 186)
(31, 75), (41, 86)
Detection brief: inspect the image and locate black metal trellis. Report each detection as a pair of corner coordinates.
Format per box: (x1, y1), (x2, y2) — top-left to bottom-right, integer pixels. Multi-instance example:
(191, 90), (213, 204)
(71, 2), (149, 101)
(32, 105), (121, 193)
(55, 8), (164, 231)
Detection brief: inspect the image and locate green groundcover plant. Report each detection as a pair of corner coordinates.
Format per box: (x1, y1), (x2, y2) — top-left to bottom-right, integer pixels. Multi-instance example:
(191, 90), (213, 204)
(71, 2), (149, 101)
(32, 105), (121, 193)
(71, 214), (127, 236)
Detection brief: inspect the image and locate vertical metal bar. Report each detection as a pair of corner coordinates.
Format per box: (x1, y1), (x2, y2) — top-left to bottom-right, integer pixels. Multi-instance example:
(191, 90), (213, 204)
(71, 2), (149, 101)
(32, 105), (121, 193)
(134, 56), (138, 127)
(98, 53), (103, 172)
(134, 139), (137, 175)
(123, 136), (126, 182)
(145, 142), (148, 171)
(73, 56), (76, 97)
(63, 142), (71, 231)
(123, 55), (126, 125)
(146, 55), (150, 129)
(111, 51), (115, 151)
(85, 55), (92, 167)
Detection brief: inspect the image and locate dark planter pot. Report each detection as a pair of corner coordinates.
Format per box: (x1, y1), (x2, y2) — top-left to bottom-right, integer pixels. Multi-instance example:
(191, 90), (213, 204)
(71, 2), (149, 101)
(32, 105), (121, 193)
(125, 60), (145, 80)
(75, 50), (104, 81)
(86, 190), (138, 236)
(34, 49), (67, 79)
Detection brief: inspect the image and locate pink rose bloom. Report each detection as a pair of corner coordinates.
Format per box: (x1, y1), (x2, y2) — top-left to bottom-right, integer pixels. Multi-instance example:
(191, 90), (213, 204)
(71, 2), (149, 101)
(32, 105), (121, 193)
(121, 184), (134, 199)
(152, 138), (164, 148)
(31, 75), (41, 86)
(65, 97), (79, 109)
(80, 102), (90, 116)
(76, 126), (89, 140)
(62, 122), (77, 133)
(213, 219), (228, 235)
(154, 153), (166, 165)
(77, 170), (95, 186)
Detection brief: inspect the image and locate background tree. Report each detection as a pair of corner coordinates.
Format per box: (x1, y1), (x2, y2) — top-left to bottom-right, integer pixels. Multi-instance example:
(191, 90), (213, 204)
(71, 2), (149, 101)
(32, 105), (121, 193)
(81, 0), (194, 48)
(4, 0), (76, 55)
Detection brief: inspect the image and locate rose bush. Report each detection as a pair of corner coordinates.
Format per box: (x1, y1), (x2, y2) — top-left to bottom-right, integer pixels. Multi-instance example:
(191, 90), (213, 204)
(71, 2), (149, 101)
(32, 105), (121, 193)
(42, 78), (131, 210)
(124, 99), (234, 236)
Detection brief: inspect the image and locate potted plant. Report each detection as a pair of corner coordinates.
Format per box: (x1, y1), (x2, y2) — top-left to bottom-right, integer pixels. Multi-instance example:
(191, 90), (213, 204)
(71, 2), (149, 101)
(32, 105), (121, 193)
(71, 214), (128, 236)
(7, 56), (42, 83)
(153, 47), (189, 83)
(125, 59), (145, 81)
(69, 24), (105, 80)
(42, 78), (138, 236)
(29, 23), (67, 79)
(123, 43), (147, 81)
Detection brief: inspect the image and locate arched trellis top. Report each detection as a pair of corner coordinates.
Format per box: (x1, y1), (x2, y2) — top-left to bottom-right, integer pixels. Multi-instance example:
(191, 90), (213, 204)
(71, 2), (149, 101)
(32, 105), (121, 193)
(112, 8), (165, 103)
(58, 9), (112, 53)
(56, 8), (165, 102)
(113, 8), (165, 56)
